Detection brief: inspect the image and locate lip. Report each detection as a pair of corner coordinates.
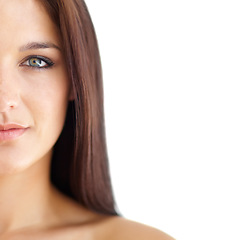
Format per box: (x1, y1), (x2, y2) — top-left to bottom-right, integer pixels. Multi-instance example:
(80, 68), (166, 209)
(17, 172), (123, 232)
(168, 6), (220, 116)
(0, 123), (28, 131)
(0, 124), (29, 142)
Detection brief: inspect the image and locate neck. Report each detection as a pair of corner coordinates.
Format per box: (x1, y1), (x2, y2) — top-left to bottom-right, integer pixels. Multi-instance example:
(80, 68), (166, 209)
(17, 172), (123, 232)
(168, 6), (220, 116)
(0, 151), (58, 234)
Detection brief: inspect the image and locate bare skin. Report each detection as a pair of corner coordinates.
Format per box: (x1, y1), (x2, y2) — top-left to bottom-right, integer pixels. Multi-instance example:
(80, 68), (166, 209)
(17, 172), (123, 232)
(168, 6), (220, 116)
(0, 0), (174, 239)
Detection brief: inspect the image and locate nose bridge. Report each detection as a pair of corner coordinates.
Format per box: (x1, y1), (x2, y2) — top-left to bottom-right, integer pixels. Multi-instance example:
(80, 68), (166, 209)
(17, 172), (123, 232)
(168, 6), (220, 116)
(0, 66), (20, 112)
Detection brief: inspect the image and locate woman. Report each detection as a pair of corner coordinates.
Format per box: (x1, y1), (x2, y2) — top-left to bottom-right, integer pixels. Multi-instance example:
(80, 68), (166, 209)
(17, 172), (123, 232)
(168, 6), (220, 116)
(0, 0), (174, 239)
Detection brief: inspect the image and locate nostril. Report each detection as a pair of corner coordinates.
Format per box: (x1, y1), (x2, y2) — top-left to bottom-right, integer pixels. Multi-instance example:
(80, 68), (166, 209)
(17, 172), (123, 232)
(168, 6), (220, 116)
(0, 88), (20, 112)
(0, 98), (19, 112)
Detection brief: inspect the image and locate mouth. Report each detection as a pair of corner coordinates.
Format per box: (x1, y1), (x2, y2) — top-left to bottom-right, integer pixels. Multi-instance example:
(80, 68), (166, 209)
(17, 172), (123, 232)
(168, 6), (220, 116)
(0, 124), (29, 142)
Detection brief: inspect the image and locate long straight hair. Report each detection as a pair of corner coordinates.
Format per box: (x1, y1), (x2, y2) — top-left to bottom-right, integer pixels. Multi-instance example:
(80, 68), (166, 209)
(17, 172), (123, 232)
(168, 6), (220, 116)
(38, 0), (118, 216)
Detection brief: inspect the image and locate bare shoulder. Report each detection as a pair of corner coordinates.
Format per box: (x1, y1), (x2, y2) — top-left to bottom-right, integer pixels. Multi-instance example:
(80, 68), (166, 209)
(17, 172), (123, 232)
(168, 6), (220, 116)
(95, 216), (175, 240)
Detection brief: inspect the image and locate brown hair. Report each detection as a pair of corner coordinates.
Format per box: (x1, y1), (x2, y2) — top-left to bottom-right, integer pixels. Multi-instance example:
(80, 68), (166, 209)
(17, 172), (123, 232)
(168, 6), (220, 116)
(38, 0), (118, 216)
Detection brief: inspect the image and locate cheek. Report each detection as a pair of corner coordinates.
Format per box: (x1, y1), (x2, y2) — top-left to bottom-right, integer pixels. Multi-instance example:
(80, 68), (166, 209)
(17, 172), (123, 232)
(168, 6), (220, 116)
(21, 70), (71, 140)
(36, 89), (69, 126)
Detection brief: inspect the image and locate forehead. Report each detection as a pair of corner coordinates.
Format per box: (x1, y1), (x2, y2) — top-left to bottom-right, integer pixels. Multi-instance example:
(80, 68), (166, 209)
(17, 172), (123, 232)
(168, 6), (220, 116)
(0, 0), (60, 53)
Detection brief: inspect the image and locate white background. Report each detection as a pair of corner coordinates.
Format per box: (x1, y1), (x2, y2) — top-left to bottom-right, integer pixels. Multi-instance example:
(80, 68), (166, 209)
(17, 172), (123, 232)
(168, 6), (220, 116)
(86, 1), (240, 240)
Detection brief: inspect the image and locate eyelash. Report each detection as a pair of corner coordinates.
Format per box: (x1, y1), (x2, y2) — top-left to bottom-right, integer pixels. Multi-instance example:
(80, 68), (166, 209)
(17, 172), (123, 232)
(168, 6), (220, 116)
(19, 55), (55, 70)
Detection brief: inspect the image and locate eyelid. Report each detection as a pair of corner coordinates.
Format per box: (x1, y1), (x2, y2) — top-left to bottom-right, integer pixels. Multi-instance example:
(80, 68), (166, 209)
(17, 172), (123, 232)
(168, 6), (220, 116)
(19, 55), (55, 69)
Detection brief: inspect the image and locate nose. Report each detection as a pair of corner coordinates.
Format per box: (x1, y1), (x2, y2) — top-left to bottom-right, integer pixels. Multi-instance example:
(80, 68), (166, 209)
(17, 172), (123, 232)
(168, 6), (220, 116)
(0, 92), (19, 112)
(0, 75), (20, 113)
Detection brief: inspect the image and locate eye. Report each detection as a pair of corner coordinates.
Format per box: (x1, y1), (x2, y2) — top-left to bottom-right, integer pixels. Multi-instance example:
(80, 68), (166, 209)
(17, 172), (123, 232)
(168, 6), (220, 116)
(20, 56), (54, 69)
(28, 57), (47, 67)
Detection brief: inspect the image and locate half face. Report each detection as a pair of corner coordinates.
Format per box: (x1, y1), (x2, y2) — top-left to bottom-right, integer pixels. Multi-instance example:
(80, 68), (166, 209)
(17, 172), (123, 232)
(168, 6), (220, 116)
(0, 0), (72, 174)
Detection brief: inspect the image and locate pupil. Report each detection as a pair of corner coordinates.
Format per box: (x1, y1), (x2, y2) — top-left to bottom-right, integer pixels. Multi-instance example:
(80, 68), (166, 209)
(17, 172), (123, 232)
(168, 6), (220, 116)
(31, 58), (41, 66)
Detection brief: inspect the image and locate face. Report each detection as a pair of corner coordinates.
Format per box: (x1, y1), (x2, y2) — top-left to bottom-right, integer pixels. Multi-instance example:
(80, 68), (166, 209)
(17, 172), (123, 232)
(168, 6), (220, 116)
(0, 0), (72, 175)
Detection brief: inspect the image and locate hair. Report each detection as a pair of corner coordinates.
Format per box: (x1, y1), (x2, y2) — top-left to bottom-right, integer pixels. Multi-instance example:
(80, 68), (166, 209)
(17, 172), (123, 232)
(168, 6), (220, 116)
(37, 0), (118, 216)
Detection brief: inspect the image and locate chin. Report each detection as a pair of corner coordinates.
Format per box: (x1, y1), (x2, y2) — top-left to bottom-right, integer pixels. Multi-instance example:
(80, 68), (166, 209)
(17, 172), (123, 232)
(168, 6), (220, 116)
(0, 158), (33, 176)
(0, 149), (46, 176)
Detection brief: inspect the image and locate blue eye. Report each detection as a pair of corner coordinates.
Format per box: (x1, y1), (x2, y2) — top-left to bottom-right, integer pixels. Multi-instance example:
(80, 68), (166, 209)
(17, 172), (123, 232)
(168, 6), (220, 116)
(21, 56), (54, 69)
(28, 58), (47, 67)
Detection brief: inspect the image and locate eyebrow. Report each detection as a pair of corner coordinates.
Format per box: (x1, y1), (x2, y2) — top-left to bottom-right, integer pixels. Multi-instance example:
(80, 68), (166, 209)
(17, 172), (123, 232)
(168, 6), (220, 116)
(19, 42), (61, 52)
